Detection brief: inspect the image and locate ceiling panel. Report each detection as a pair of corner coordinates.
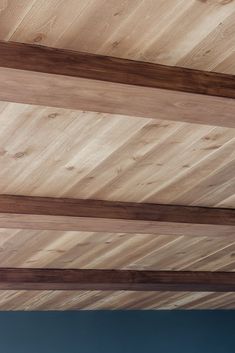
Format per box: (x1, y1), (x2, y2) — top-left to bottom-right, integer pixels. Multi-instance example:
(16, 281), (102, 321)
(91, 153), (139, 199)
(0, 0), (234, 309)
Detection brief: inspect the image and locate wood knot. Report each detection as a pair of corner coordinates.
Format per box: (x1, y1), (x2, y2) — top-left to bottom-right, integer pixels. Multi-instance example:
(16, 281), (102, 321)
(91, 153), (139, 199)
(48, 113), (59, 119)
(33, 33), (46, 43)
(14, 151), (27, 159)
(66, 166), (75, 171)
(112, 41), (120, 49)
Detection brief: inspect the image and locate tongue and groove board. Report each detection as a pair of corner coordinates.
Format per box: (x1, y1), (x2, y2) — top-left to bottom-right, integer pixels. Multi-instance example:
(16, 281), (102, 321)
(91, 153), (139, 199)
(0, 0), (235, 309)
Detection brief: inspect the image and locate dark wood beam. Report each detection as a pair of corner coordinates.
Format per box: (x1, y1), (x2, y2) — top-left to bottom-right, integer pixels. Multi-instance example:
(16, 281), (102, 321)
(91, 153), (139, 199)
(0, 41), (235, 127)
(0, 195), (234, 237)
(0, 268), (234, 292)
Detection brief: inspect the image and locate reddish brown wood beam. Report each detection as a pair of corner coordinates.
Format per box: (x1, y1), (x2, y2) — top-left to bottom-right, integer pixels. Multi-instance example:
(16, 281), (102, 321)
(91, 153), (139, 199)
(0, 195), (234, 237)
(0, 41), (235, 127)
(0, 268), (235, 292)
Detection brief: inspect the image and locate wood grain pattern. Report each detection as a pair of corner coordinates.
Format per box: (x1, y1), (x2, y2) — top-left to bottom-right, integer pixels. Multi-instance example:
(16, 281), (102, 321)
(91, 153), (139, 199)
(0, 195), (234, 237)
(0, 229), (234, 309)
(0, 0), (234, 309)
(0, 268), (235, 292)
(1, 40), (235, 98)
(0, 41), (235, 127)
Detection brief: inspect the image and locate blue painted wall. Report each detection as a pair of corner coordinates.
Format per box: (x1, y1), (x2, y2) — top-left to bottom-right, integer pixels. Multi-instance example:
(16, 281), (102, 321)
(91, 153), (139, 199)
(0, 311), (234, 353)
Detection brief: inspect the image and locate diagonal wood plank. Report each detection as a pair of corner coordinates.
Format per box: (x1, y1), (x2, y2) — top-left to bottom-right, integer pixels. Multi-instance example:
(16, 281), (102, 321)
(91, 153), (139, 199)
(0, 268), (235, 292)
(0, 41), (235, 127)
(0, 195), (234, 236)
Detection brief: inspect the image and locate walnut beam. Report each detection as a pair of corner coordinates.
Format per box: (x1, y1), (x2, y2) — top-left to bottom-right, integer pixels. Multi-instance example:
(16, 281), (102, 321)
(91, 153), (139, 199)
(0, 41), (235, 127)
(0, 268), (235, 292)
(0, 195), (234, 237)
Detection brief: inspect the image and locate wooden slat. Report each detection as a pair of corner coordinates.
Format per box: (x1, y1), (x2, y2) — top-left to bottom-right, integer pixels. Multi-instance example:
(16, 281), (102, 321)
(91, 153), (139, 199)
(0, 268), (235, 292)
(0, 195), (234, 236)
(0, 41), (235, 128)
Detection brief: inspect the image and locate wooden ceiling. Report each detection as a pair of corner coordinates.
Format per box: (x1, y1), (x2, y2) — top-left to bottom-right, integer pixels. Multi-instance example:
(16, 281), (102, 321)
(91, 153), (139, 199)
(0, 0), (235, 309)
